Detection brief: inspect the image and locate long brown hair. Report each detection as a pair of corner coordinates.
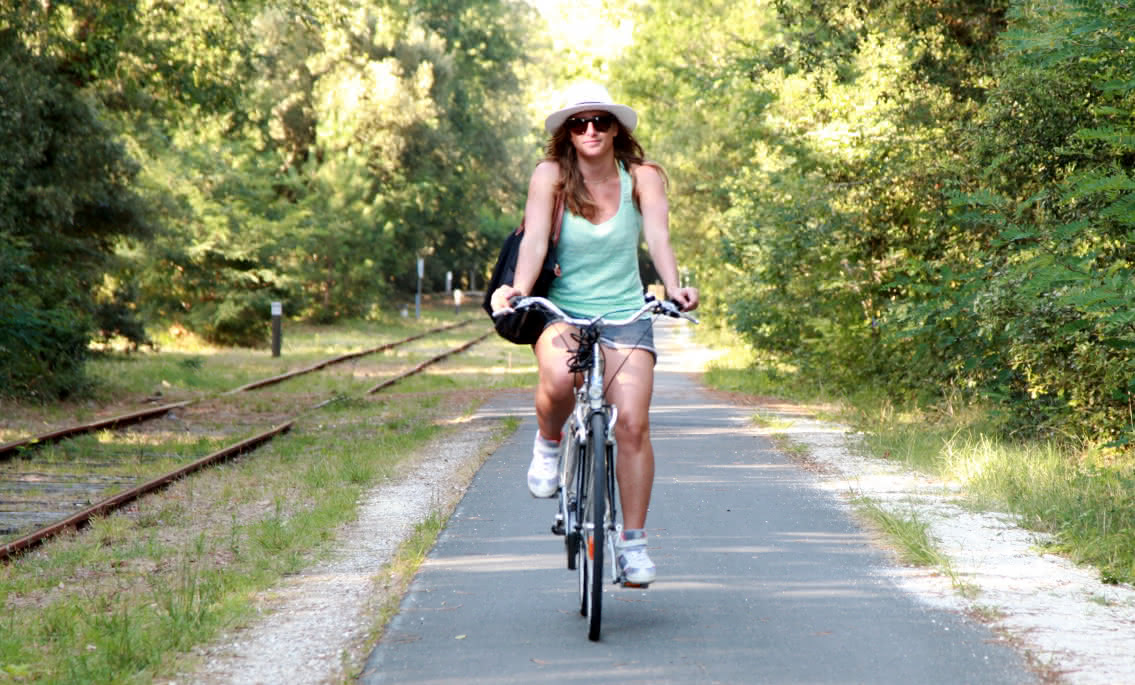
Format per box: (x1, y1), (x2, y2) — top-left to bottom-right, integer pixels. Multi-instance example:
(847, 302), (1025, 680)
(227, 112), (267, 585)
(544, 122), (668, 222)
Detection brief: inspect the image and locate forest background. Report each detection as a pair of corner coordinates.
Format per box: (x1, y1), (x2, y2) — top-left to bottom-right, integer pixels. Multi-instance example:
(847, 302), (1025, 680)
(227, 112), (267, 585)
(2, 0), (1134, 451)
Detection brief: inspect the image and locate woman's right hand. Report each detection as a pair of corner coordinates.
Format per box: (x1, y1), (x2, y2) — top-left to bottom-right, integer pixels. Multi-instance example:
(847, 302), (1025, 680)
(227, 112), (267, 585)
(670, 286), (700, 312)
(490, 285), (523, 313)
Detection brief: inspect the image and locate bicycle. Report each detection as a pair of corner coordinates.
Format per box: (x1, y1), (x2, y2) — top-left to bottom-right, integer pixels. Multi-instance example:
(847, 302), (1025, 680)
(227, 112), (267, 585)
(500, 294), (698, 641)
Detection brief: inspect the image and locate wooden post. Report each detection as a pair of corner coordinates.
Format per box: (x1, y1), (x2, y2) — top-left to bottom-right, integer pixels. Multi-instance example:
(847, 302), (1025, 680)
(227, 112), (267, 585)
(415, 258), (424, 319)
(271, 302), (282, 357)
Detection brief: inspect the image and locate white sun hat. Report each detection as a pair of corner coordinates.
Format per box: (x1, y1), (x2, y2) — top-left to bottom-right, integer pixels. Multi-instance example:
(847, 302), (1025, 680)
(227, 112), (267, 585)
(544, 81), (638, 134)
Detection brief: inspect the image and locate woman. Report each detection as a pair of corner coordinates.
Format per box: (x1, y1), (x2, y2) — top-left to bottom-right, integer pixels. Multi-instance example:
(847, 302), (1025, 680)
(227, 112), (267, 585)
(490, 82), (698, 585)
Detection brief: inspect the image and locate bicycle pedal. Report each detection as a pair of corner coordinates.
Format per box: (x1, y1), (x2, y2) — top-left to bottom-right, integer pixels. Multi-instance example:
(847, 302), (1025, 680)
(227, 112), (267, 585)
(551, 520), (565, 536)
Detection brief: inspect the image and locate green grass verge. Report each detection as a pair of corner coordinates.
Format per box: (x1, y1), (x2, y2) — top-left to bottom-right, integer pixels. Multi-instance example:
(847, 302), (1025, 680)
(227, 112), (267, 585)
(853, 498), (947, 567)
(852, 410), (1135, 585)
(85, 311), (485, 401)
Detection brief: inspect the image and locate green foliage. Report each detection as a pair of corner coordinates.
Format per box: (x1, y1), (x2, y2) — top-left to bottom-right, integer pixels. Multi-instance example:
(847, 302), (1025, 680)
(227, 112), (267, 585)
(614, 0), (1135, 448)
(2, 0), (537, 385)
(617, 0), (1000, 380)
(0, 24), (151, 398)
(93, 280), (152, 348)
(112, 0), (536, 336)
(891, 0), (1135, 442)
(0, 299), (91, 400)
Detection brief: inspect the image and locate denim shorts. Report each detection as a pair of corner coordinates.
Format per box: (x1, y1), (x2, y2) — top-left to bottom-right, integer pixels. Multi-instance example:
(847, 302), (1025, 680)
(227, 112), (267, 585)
(543, 315), (656, 362)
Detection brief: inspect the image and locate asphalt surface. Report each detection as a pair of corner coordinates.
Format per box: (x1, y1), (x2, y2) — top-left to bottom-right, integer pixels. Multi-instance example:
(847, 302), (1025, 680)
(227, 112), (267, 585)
(360, 322), (1035, 684)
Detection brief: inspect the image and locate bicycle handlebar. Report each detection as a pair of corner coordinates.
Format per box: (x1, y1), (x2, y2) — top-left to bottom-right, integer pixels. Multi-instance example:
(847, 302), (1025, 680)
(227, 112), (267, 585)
(495, 294), (699, 326)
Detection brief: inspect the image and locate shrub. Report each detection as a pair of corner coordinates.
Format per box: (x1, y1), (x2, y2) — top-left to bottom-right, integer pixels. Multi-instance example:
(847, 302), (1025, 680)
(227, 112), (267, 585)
(0, 300), (92, 400)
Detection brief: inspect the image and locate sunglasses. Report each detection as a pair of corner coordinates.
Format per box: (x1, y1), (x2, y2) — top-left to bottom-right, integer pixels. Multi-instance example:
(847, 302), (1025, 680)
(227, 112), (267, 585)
(565, 114), (616, 135)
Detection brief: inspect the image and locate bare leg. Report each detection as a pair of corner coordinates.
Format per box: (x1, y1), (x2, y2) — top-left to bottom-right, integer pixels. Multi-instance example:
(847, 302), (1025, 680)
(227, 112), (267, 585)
(532, 323), (579, 441)
(602, 347), (656, 530)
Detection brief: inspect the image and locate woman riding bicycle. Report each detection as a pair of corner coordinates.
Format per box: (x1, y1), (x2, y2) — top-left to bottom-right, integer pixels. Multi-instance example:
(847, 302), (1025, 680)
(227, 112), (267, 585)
(490, 82), (698, 585)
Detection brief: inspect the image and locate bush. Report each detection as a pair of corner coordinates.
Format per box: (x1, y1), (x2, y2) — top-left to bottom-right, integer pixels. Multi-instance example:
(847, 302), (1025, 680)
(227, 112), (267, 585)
(893, 0), (1135, 443)
(0, 26), (150, 398)
(189, 290), (274, 348)
(0, 301), (92, 400)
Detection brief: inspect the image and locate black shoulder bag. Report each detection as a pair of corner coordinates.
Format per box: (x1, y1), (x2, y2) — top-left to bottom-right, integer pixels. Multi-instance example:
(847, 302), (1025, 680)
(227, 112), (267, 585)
(481, 195), (565, 345)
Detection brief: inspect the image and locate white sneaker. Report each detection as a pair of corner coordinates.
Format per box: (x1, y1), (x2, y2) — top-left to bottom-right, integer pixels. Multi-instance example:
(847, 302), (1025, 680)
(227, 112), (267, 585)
(527, 434), (560, 498)
(616, 530), (656, 585)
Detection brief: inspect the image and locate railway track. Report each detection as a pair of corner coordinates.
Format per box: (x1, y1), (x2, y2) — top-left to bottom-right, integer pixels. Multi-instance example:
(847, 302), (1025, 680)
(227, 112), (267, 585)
(0, 319), (475, 460)
(0, 322), (494, 561)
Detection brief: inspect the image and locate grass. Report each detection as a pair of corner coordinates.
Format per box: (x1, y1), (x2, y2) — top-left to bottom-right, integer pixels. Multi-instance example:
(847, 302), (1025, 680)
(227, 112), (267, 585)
(696, 327), (1135, 587)
(852, 497), (945, 570)
(771, 434), (810, 460)
(851, 496), (978, 596)
(0, 306), (533, 684)
(750, 412), (795, 431)
(852, 407), (1135, 585)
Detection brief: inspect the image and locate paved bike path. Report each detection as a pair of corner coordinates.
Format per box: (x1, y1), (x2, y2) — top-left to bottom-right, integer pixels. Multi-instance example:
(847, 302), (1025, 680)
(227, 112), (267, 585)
(360, 322), (1033, 684)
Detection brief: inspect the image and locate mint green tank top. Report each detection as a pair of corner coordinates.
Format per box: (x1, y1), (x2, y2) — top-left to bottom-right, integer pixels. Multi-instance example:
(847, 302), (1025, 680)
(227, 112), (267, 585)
(547, 163), (645, 318)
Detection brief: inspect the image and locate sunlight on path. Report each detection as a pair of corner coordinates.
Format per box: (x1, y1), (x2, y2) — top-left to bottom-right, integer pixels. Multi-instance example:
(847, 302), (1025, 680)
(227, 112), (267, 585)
(654, 317), (727, 374)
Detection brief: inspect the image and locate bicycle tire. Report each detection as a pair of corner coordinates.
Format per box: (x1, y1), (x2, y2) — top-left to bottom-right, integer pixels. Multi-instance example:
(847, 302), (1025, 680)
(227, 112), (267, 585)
(577, 539), (589, 615)
(562, 424), (580, 571)
(576, 426), (590, 615)
(566, 527), (580, 570)
(586, 411), (607, 641)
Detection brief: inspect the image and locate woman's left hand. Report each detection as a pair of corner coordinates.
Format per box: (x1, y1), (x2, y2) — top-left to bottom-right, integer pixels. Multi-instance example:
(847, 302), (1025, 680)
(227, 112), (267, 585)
(490, 285), (523, 313)
(670, 287), (699, 312)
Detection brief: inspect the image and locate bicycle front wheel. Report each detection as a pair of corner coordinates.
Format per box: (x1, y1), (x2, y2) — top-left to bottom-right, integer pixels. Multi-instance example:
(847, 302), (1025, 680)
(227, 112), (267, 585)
(584, 411), (607, 641)
(575, 422), (590, 616)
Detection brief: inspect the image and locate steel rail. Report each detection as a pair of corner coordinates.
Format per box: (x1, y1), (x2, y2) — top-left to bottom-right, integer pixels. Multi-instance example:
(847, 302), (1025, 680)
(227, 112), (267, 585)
(0, 402), (192, 461)
(366, 331), (493, 394)
(0, 421), (293, 562)
(0, 319), (477, 459)
(222, 319), (475, 394)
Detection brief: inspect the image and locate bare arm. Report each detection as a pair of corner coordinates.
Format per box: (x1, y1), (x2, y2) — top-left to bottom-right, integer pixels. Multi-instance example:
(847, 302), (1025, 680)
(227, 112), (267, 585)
(636, 164), (699, 311)
(490, 161), (559, 312)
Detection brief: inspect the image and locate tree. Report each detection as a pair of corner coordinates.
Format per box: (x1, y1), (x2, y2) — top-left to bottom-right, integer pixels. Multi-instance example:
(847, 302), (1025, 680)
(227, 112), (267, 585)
(0, 24), (151, 397)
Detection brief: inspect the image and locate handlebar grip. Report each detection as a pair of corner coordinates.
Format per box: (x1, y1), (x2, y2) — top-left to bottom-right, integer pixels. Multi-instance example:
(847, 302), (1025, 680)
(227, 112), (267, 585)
(659, 298), (699, 323)
(659, 299), (682, 317)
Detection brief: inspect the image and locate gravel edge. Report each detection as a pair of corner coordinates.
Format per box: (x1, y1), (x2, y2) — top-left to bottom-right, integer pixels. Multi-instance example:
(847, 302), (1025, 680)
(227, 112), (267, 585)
(179, 408), (513, 685)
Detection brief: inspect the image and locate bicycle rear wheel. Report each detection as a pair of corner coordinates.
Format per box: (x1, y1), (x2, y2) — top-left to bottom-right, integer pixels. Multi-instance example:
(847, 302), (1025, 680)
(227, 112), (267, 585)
(584, 411), (607, 641)
(562, 423), (580, 570)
